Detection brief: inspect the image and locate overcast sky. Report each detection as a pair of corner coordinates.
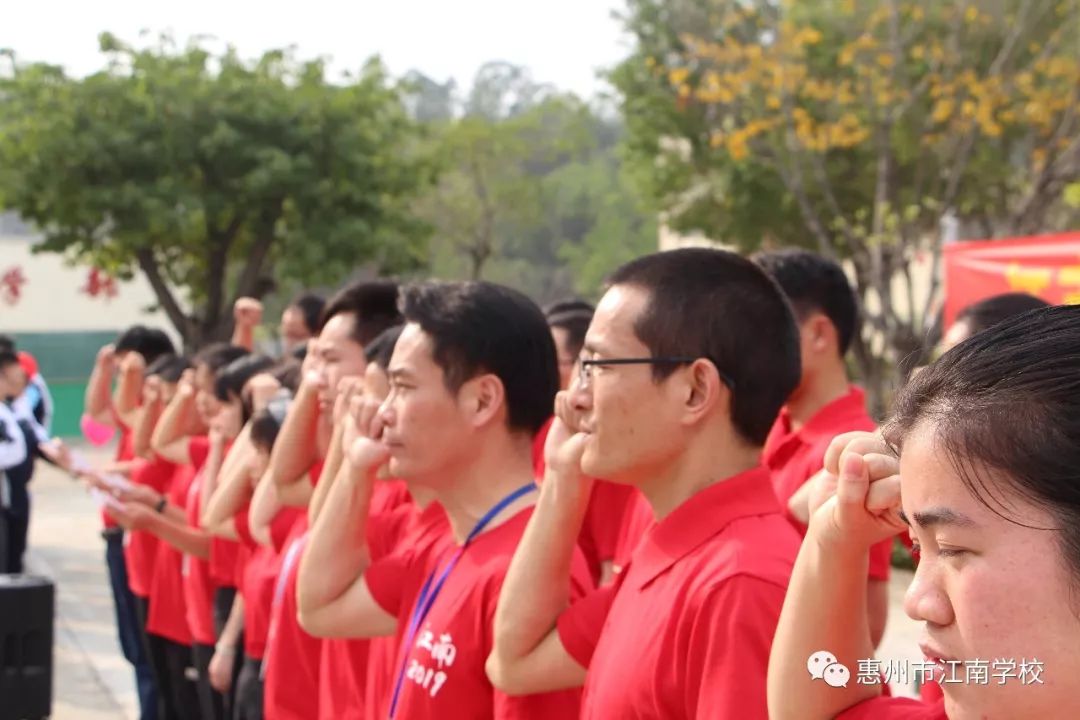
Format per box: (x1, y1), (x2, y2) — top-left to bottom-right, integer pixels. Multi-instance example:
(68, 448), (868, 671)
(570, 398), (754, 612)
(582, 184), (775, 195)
(3, 0), (632, 98)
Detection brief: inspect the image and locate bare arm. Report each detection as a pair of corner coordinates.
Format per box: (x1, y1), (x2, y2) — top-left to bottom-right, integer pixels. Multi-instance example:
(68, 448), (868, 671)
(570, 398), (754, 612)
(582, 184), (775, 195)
(487, 416), (590, 695)
(868, 579), (889, 650)
(151, 378), (199, 466)
(297, 441), (396, 639)
(308, 420), (345, 524)
(134, 506), (212, 559)
(268, 377), (320, 490)
(132, 390), (163, 461)
(767, 443), (904, 720)
(114, 355), (145, 430)
(203, 440), (257, 541)
(84, 346), (116, 426)
(231, 298), (263, 352)
(198, 430), (229, 528)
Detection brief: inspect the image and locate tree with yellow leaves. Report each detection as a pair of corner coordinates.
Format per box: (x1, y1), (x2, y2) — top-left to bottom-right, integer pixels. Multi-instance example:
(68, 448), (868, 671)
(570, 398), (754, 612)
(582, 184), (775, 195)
(611, 0), (1080, 413)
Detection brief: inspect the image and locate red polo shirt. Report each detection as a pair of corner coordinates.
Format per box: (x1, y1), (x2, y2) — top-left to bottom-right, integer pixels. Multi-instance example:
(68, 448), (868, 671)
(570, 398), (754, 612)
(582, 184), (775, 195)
(316, 480), (413, 720)
(236, 506), (303, 661)
(839, 698), (947, 719)
(612, 491), (652, 571)
(124, 457), (176, 597)
(182, 471), (218, 645)
(558, 467), (799, 720)
(263, 518), (322, 720)
(364, 502), (449, 720)
(146, 464), (197, 645)
(365, 506), (590, 720)
(762, 386), (892, 581)
(261, 459), (327, 720)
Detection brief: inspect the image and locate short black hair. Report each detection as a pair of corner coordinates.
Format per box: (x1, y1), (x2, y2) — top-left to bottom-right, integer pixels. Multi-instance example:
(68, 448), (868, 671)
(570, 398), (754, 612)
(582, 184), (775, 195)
(0, 349), (18, 371)
(320, 280), (403, 347)
(0, 334), (14, 353)
(752, 248), (859, 355)
(290, 292), (326, 335)
(608, 248), (801, 446)
(364, 325), (404, 371)
(546, 309), (594, 360)
(250, 395), (292, 453)
(114, 326), (176, 365)
(214, 354), (276, 403)
(955, 292), (1050, 336)
(886, 304), (1080, 586)
(399, 281), (560, 436)
(194, 344), (249, 375)
(145, 354), (191, 384)
(544, 299), (595, 318)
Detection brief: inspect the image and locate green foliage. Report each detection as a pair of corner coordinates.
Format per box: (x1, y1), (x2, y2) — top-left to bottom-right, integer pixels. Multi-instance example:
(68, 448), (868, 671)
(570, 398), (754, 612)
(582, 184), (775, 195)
(0, 33), (432, 347)
(412, 63), (659, 303)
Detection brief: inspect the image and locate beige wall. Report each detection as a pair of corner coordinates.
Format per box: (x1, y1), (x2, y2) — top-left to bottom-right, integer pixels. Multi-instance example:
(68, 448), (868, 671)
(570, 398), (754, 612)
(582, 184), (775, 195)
(0, 234), (178, 340)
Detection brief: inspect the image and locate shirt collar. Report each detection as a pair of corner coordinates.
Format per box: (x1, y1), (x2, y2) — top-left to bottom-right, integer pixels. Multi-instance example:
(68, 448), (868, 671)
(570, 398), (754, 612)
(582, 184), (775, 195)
(798, 385), (869, 441)
(629, 466), (780, 589)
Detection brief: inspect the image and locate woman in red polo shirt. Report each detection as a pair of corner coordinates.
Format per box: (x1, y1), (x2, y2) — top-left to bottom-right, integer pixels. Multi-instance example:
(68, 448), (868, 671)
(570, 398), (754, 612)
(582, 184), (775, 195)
(768, 305), (1080, 720)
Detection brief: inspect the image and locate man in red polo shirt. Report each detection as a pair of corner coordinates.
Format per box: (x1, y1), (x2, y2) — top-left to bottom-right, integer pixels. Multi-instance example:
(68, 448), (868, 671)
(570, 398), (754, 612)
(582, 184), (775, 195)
(298, 281), (591, 719)
(487, 248), (804, 719)
(754, 248), (891, 647)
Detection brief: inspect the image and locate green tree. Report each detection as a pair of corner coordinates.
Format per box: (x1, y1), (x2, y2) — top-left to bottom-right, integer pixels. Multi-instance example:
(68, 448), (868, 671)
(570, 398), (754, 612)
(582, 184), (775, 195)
(415, 62), (658, 303)
(0, 34), (432, 349)
(611, 0), (1080, 413)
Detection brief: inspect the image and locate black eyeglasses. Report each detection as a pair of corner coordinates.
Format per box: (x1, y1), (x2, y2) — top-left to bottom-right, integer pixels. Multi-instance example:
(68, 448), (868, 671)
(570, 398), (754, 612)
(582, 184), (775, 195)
(577, 356), (736, 391)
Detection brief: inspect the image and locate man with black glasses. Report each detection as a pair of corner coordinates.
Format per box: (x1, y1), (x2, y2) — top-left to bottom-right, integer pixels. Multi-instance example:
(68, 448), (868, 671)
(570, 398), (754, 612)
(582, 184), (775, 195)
(487, 248), (804, 720)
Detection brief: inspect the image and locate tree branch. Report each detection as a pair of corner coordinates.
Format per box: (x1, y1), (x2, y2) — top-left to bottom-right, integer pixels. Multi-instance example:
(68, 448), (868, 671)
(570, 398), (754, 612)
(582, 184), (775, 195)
(134, 246), (190, 344)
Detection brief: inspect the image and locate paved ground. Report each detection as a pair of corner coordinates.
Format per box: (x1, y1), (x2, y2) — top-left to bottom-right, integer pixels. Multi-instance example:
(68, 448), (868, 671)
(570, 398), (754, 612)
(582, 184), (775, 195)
(24, 445), (138, 720)
(17, 447), (922, 717)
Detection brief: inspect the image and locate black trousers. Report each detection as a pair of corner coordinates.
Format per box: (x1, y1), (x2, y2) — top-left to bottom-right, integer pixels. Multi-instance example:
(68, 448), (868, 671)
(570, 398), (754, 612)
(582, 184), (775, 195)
(234, 656), (264, 720)
(145, 632), (200, 720)
(2, 509), (29, 574)
(213, 586), (245, 716)
(192, 642), (228, 720)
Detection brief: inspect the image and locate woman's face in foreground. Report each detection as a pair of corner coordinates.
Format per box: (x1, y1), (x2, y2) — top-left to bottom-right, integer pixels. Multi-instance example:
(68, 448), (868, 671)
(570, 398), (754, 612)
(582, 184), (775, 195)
(899, 422), (1080, 720)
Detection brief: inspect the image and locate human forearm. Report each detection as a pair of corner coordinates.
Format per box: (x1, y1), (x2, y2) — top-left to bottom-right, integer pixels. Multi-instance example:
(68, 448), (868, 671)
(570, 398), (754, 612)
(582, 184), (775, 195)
(488, 469), (591, 693)
(297, 459), (376, 627)
(144, 512), (212, 559)
(268, 379), (320, 489)
(767, 534), (878, 720)
(308, 423), (345, 523)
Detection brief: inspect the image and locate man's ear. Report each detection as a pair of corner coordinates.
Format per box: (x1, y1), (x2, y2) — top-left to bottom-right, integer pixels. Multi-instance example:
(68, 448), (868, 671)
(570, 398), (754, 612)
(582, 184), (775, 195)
(460, 373), (506, 429)
(807, 313), (837, 354)
(682, 358), (725, 424)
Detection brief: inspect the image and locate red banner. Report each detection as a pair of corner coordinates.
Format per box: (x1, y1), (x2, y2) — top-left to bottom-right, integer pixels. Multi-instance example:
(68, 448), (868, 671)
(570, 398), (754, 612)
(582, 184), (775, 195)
(943, 231), (1080, 328)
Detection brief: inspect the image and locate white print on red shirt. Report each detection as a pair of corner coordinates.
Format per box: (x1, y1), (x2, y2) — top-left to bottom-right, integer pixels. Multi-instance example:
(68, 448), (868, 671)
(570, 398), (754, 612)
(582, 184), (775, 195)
(405, 627), (458, 698)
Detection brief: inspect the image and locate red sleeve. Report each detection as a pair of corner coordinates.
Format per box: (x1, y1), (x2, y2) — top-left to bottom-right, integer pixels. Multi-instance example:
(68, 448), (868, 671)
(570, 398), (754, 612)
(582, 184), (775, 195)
(838, 697), (947, 719)
(132, 458), (174, 492)
(868, 537), (893, 581)
(683, 576), (787, 720)
(584, 481), (638, 563)
(270, 508), (304, 554)
(188, 436), (211, 471)
(234, 506), (257, 549)
(367, 505), (414, 562)
(364, 550), (419, 619)
(556, 583), (618, 668)
(309, 460), (326, 488)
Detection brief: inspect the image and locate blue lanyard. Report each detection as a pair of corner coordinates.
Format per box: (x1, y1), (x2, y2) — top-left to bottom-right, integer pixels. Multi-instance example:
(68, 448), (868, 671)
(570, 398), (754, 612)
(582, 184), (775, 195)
(388, 481), (537, 718)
